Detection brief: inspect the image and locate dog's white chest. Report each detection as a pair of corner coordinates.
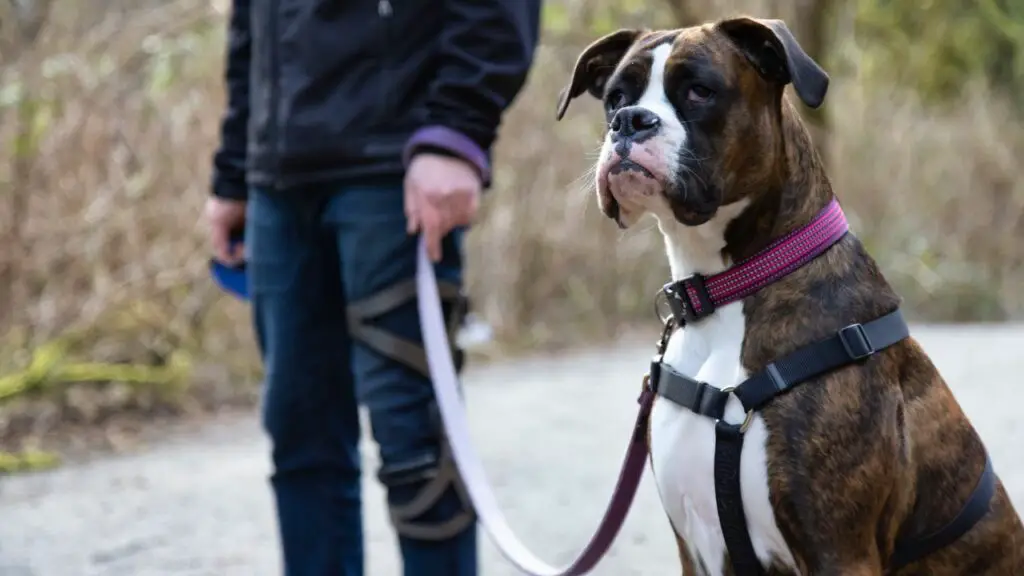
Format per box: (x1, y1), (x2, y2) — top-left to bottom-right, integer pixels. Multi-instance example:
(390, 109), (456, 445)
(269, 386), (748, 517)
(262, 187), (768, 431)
(649, 302), (796, 574)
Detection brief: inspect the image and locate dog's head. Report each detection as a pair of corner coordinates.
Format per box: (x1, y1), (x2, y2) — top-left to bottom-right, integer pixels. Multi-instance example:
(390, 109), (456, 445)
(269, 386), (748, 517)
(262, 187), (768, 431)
(556, 18), (829, 229)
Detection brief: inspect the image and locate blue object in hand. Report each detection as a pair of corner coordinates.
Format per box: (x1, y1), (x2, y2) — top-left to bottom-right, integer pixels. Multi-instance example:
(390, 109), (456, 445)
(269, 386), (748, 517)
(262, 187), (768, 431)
(209, 230), (249, 301)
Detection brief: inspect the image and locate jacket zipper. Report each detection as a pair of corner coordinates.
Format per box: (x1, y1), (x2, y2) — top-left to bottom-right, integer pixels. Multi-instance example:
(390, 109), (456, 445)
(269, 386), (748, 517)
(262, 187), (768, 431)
(268, 0), (282, 187)
(377, 0), (393, 125)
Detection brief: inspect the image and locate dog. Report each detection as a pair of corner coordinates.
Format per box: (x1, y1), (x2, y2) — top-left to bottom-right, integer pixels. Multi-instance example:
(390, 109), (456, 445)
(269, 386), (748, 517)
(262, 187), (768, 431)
(555, 16), (1024, 575)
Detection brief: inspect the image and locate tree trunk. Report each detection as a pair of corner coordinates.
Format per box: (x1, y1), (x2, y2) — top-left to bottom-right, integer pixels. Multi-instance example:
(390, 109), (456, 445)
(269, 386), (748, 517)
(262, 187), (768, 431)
(788, 0), (834, 166)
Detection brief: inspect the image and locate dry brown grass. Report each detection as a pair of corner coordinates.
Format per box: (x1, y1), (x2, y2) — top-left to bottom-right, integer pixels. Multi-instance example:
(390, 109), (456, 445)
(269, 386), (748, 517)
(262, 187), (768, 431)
(0, 0), (255, 452)
(1, 0), (1022, 453)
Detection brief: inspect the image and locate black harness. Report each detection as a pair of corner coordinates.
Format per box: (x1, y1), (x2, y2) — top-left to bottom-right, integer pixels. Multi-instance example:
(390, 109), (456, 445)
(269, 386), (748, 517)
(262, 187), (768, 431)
(648, 276), (996, 574)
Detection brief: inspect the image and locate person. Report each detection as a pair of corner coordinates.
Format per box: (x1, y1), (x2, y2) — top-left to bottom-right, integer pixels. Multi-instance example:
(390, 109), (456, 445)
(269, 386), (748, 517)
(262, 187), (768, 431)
(202, 1), (542, 575)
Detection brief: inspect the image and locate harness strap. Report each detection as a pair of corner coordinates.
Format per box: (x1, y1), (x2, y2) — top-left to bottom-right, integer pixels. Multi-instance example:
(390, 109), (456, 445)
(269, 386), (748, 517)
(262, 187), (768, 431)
(720, 310), (909, 573)
(889, 453), (996, 571)
(650, 309), (909, 423)
(653, 308), (996, 574)
(733, 310), (910, 412)
(654, 309), (913, 574)
(650, 362), (729, 420)
(714, 421), (764, 575)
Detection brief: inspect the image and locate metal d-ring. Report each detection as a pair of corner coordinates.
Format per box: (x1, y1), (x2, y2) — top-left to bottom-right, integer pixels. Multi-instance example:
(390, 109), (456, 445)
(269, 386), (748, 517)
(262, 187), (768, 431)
(738, 410), (754, 433)
(720, 386), (755, 433)
(653, 289), (673, 324)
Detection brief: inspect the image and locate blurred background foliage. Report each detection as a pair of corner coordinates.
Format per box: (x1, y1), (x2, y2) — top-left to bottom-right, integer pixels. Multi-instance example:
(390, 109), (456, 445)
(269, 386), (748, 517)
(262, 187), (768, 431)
(1, 0), (1022, 463)
(855, 0), (1024, 111)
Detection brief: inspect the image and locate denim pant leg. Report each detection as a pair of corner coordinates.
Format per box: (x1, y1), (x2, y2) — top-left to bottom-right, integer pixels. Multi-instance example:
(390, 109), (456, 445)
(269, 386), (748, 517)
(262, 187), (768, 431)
(325, 181), (478, 576)
(247, 188), (363, 576)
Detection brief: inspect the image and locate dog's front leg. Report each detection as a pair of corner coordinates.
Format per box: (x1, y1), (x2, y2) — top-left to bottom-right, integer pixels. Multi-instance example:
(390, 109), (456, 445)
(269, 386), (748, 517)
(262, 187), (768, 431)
(672, 532), (705, 576)
(765, 373), (909, 576)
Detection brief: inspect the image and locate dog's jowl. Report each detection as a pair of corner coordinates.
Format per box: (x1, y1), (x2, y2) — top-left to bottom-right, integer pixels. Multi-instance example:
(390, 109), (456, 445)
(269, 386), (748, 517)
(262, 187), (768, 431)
(557, 16), (1024, 576)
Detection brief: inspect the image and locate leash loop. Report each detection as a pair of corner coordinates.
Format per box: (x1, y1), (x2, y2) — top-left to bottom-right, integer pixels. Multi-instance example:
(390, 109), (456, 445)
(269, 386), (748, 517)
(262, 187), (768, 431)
(416, 238), (652, 576)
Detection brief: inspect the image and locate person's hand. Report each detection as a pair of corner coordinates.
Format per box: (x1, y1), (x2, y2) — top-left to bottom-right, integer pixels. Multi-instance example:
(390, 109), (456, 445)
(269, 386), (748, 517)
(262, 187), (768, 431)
(204, 196), (247, 266)
(404, 153), (482, 262)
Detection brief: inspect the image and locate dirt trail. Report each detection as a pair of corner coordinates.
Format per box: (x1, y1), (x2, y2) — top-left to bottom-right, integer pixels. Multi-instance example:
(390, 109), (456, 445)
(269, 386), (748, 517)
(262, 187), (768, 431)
(1, 325), (1022, 576)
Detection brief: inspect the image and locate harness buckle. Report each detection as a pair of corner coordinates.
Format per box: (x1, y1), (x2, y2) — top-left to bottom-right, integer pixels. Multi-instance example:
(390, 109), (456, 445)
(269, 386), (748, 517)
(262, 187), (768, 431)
(839, 323), (874, 361)
(662, 274), (715, 326)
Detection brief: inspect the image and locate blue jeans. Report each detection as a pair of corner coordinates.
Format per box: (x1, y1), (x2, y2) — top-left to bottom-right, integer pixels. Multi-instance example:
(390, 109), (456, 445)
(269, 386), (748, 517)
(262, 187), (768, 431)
(245, 179), (477, 576)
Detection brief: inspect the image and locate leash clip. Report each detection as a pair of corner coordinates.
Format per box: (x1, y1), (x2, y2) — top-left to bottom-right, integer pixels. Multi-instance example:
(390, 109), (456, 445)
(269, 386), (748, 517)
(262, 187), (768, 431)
(653, 315), (676, 357)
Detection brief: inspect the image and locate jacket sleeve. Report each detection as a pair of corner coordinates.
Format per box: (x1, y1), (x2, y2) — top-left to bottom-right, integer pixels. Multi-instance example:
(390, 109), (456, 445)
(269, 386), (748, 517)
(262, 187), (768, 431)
(402, 0), (543, 186)
(210, 0), (252, 201)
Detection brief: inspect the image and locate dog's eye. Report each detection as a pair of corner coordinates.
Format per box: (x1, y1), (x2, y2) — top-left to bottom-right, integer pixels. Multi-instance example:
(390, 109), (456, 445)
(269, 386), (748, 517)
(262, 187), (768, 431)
(687, 85), (714, 103)
(606, 89), (628, 111)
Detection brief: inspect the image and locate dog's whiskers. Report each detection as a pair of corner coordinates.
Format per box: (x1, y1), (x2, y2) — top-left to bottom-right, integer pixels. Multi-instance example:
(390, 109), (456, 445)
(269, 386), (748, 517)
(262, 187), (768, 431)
(566, 166), (599, 217)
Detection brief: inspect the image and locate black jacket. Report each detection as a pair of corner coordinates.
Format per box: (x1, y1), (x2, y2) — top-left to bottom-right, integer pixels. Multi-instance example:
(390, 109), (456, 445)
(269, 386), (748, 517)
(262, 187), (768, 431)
(211, 0), (543, 200)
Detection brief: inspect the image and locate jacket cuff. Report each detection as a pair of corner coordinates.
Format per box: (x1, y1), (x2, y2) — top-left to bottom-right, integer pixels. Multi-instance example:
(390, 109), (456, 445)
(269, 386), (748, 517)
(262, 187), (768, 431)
(211, 174), (249, 201)
(403, 126), (492, 186)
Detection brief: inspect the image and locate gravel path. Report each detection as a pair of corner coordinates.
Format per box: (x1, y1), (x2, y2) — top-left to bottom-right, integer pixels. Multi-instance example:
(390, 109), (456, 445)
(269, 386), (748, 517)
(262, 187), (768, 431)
(1, 325), (1022, 576)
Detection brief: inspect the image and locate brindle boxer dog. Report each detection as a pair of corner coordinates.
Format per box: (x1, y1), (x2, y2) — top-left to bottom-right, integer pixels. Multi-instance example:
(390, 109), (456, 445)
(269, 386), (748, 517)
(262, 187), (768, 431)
(555, 16), (1024, 576)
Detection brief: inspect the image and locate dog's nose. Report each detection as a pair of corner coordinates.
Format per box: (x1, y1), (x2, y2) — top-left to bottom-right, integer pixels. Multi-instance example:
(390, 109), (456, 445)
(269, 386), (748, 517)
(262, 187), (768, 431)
(610, 107), (661, 142)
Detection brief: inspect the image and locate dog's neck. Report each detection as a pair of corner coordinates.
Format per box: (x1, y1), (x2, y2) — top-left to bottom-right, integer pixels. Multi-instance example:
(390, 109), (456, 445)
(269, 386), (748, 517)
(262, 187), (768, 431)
(657, 201), (749, 280)
(657, 98), (833, 281)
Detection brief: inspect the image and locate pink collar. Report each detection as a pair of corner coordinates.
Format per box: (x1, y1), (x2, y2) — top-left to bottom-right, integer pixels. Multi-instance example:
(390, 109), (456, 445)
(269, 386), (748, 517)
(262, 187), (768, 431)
(660, 197), (849, 325)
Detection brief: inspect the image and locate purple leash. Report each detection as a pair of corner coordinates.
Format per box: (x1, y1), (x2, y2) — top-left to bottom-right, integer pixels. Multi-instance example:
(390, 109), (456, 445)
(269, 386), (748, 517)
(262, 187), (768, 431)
(415, 238), (654, 576)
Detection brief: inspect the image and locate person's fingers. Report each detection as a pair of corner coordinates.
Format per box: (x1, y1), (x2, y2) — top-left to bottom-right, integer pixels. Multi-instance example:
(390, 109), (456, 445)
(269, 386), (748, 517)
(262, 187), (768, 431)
(211, 225), (234, 265)
(230, 240), (246, 264)
(421, 206), (444, 263)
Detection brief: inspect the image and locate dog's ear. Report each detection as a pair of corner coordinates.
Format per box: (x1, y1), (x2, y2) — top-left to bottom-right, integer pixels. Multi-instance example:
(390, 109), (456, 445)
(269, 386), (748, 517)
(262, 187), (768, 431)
(555, 29), (643, 121)
(717, 17), (829, 109)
